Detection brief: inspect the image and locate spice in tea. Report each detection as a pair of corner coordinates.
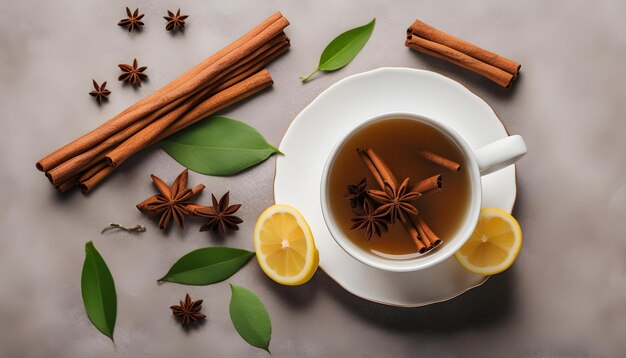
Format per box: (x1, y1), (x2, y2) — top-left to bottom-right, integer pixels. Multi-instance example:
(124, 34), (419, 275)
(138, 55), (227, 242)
(328, 118), (470, 259)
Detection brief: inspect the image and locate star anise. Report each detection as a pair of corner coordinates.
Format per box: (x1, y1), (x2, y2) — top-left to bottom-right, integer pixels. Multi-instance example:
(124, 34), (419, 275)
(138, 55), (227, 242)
(350, 200), (388, 241)
(117, 7), (144, 33)
(190, 192), (243, 235)
(164, 9), (189, 32)
(118, 58), (148, 87)
(367, 177), (421, 224)
(345, 178), (368, 209)
(136, 169), (205, 230)
(89, 79), (111, 103)
(170, 294), (206, 327)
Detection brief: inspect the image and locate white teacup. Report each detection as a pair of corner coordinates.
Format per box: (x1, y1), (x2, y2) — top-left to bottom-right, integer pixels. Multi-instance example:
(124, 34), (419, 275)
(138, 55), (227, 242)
(320, 112), (527, 272)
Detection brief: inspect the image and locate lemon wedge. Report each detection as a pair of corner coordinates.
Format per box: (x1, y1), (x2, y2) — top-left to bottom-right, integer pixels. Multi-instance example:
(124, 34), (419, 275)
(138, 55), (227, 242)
(254, 204), (319, 285)
(454, 208), (522, 275)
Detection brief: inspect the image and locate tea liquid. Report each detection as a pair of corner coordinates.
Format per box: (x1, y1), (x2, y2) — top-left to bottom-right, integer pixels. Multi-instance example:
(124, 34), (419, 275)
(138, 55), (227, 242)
(328, 118), (471, 260)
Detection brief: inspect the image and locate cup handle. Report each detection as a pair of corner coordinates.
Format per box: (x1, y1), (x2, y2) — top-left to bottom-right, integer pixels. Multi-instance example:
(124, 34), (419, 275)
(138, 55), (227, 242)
(473, 135), (527, 176)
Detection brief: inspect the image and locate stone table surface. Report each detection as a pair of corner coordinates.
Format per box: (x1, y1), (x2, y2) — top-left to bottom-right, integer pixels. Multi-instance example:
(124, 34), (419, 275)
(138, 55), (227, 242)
(2, 0), (625, 357)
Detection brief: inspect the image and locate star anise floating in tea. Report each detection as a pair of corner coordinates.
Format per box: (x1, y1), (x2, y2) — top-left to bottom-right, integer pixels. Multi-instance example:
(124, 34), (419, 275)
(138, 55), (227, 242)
(164, 9), (189, 32)
(367, 177), (421, 224)
(344, 147), (449, 253)
(350, 200), (388, 241)
(117, 7), (145, 33)
(170, 294), (206, 327)
(345, 178), (368, 208)
(118, 58), (148, 87)
(136, 169), (205, 230)
(89, 80), (111, 103)
(190, 192), (243, 235)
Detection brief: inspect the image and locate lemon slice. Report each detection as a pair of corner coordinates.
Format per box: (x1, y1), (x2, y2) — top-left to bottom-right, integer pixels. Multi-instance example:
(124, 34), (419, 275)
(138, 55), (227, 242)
(454, 208), (522, 275)
(254, 204), (319, 285)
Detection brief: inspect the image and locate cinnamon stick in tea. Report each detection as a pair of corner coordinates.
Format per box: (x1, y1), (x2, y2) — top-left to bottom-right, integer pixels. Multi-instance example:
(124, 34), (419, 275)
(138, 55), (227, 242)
(357, 148), (430, 252)
(414, 215), (442, 247)
(418, 149), (461, 172)
(404, 223), (428, 254)
(411, 174), (442, 194)
(364, 149), (398, 189)
(356, 149), (385, 189)
(36, 12), (289, 172)
(405, 19), (520, 88)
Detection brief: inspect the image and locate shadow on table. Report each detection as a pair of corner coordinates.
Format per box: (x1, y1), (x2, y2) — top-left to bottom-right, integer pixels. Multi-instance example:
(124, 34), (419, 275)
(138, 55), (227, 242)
(265, 259), (516, 334)
(318, 267), (517, 334)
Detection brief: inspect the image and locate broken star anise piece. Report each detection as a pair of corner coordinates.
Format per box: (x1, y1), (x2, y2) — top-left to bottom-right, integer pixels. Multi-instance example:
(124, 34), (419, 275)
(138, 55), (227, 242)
(89, 79), (111, 103)
(118, 58), (148, 87)
(164, 9), (189, 32)
(170, 294), (206, 327)
(117, 7), (145, 33)
(136, 169), (205, 230)
(345, 178), (368, 209)
(367, 177), (421, 224)
(350, 200), (388, 241)
(190, 192), (243, 235)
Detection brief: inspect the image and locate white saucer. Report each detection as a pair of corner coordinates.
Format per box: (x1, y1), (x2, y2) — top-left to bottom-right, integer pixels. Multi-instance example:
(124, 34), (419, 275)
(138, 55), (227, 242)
(274, 68), (516, 307)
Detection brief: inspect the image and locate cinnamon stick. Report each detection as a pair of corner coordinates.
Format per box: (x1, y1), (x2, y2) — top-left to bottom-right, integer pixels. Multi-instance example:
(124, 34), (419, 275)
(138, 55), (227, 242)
(405, 223), (427, 254)
(78, 161), (109, 183)
(79, 69), (274, 192)
(365, 149), (398, 189)
(411, 174), (442, 194)
(79, 166), (115, 193)
(214, 37), (289, 92)
(358, 148), (432, 252)
(405, 19), (520, 88)
(105, 35), (289, 167)
(36, 12), (288, 172)
(415, 215), (442, 247)
(96, 14), (288, 161)
(157, 69), (273, 139)
(55, 174), (80, 193)
(356, 149), (385, 189)
(418, 149), (461, 172)
(45, 32), (289, 184)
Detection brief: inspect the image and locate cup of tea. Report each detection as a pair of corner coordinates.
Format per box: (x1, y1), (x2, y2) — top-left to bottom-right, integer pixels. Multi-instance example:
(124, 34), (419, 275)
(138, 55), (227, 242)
(320, 112), (527, 272)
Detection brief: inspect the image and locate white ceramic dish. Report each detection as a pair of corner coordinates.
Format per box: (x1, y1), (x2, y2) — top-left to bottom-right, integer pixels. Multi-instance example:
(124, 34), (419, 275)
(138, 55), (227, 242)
(274, 68), (516, 307)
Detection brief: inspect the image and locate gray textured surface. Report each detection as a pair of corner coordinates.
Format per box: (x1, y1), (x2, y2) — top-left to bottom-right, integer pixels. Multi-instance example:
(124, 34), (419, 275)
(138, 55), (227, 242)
(1, 0), (625, 357)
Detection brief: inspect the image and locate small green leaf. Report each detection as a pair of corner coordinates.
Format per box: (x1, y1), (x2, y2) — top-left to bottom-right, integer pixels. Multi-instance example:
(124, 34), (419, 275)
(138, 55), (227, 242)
(159, 247), (255, 285)
(229, 284), (272, 352)
(81, 241), (117, 341)
(161, 116), (281, 176)
(300, 18), (375, 82)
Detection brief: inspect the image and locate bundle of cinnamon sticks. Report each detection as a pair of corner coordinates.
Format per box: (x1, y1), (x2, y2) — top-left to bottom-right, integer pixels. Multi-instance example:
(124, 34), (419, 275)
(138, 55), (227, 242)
(405, 19), (520, 87)
(36, 12), (291, 193)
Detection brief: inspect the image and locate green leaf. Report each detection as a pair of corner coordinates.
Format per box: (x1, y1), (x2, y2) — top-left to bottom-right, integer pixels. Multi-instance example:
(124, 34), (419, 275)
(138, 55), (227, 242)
(229, 284), (272, 352)
(159, 247), (255, 285)
(300, 18), (375, 82)
(81, 241), (117, 341)
(161, 116), (282, 176)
